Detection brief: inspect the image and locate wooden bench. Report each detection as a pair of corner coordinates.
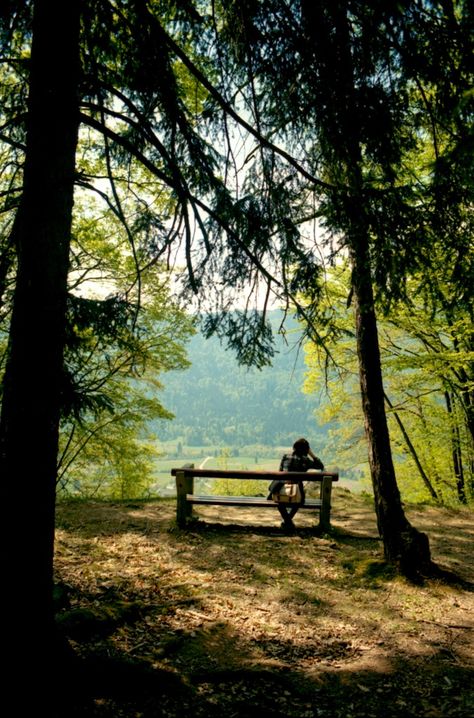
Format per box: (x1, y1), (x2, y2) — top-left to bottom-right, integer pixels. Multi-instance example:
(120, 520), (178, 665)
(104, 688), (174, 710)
(171, 466), (339, 531)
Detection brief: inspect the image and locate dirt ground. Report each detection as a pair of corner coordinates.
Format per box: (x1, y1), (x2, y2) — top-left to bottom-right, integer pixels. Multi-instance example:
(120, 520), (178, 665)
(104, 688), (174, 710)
(54, 488), (474, 717)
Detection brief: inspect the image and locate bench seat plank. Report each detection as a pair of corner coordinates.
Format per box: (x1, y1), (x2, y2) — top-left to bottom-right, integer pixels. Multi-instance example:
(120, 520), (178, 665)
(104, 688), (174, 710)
(186, 494), (322, 508)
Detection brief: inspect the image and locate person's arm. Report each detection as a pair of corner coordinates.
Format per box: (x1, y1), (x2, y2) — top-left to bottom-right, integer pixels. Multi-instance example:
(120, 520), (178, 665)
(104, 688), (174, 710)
(308, 446), (324, 470)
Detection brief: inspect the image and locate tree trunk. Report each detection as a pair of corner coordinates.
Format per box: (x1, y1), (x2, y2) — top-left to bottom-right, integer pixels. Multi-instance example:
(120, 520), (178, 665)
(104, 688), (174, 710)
(445, 390), (467, 504)
(350, 237), (432, 576)
(457, 366), (474, 496)
(0, 0), (81, 707)
(300, 0), (433, 577)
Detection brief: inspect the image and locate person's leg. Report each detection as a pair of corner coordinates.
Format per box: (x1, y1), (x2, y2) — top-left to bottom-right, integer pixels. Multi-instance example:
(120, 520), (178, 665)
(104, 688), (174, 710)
(278, 505), (296, 530)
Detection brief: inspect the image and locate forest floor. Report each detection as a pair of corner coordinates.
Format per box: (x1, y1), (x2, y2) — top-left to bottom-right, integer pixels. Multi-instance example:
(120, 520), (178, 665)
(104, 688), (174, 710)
(54, 488), (474, 718)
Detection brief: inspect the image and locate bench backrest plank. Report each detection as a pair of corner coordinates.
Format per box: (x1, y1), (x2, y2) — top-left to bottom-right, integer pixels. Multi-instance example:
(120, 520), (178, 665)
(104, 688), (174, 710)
(171, 468), (338, 482)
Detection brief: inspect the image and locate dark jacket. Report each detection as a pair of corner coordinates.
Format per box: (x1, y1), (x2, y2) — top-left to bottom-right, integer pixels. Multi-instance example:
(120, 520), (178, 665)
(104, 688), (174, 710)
(267, 451), (324, 499)
(279, 452), (324, 473)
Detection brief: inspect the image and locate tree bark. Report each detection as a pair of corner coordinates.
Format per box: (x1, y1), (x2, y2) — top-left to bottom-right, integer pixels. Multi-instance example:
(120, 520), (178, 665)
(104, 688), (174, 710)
(350, 235), (432, 575)
(0, 0), (81, 707)
(445, 390), (467, 504)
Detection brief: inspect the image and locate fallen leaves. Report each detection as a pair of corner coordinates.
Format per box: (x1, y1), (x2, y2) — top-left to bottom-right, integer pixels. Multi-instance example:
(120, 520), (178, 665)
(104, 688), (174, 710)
(53, 493), (474, 717)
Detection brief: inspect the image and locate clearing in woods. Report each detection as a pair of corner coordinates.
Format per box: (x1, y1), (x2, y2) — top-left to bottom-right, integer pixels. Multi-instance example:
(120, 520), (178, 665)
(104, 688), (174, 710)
(54, 488), (474, 717)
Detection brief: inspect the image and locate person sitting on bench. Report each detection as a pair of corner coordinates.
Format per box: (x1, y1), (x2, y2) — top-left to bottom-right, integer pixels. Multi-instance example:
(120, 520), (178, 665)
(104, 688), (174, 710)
(268, 438), (324, 528)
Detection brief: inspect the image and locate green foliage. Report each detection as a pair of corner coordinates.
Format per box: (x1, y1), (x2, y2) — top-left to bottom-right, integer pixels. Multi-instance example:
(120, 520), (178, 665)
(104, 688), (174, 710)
(212, 478), (266, 497)
(202, 309), (275, 369)
(303, 263), (473, 505)
(57, 253), (195, 498)
(60, 416), (159, 500)
(206, 449), (266, 495)
(157, 309), (327, 449)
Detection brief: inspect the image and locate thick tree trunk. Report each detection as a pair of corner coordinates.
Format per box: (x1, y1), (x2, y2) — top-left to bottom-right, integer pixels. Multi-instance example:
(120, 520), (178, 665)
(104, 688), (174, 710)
(0, 0), (81, 707)
(350, 239), (432, 576)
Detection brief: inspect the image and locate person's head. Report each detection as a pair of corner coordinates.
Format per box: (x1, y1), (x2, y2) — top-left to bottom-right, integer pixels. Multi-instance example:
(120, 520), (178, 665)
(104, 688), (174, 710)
(293, 438), (309, 456)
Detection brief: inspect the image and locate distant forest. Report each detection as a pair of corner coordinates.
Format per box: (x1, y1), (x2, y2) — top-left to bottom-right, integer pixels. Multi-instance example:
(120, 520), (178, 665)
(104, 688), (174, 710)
(156, 311), (326, 448)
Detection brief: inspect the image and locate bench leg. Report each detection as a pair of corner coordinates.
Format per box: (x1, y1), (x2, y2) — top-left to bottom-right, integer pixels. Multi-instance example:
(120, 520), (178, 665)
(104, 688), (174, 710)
(318, 476), (332, 532)
(176, 470), (194, 528)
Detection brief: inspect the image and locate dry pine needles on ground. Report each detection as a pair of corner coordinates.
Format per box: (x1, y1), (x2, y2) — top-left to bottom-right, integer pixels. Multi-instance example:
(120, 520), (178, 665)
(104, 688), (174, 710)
(54, 488), (474, 718)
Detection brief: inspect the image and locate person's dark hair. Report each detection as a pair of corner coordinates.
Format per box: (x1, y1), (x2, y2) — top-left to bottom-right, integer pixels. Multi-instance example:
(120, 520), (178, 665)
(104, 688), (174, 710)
(293, 438), (309, 456)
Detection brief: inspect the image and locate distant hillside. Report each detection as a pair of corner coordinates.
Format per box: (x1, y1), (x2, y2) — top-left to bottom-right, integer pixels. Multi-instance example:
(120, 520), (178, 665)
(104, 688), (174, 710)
(155, 311), (327, 448)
